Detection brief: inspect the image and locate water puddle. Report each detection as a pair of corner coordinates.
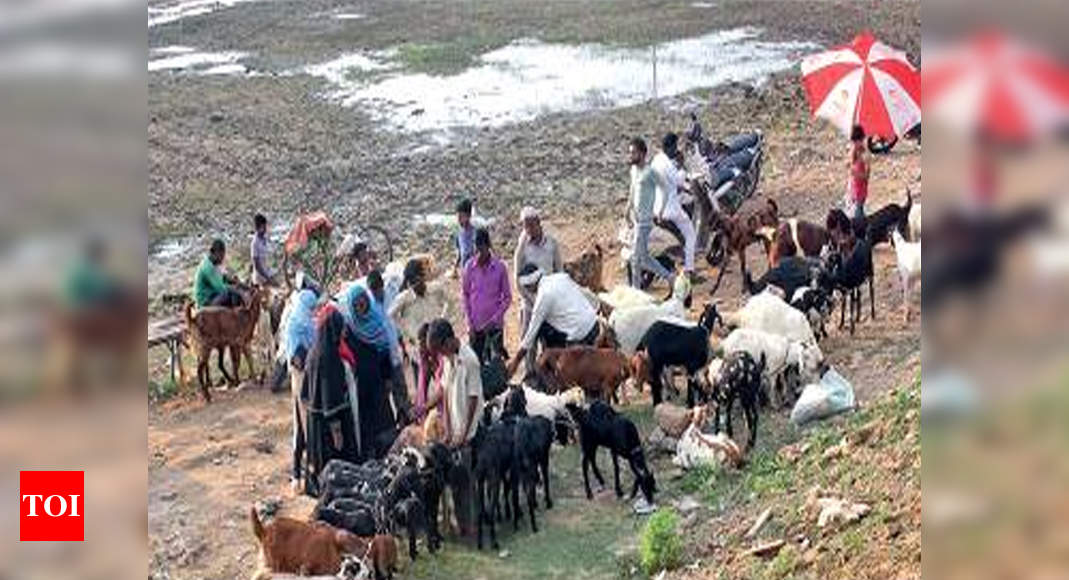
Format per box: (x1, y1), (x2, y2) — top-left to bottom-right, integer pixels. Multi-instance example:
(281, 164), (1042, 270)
(412, 213), (495, 229)
(691, 2), (716, 8)
(148, 47), (249, 74)
(302, 27), (815, 134)
(148, 0), (261, 28)
(333, 13), (366, 20)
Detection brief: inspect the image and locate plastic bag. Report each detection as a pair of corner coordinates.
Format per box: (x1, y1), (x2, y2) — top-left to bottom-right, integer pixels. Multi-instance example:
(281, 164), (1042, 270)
(790, 367), (856, 425)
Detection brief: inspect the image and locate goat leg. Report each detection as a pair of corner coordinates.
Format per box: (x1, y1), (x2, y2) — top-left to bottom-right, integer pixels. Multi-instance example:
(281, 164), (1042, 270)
(526, 476), (538, 533)
(488, 475), (500, 550)
(581, 454), (594, 500)
(589, 451), (607, 489)
(611, 452), (623, 498)
(476, 478), (486, 549)
(541, 455), (552, 510)
(869, 276), (876, 320)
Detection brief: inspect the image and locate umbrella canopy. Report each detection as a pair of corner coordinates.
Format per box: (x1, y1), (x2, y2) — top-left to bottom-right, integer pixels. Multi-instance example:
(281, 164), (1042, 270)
(923, 31), (1069, 142)
(801, 31), (921, 139)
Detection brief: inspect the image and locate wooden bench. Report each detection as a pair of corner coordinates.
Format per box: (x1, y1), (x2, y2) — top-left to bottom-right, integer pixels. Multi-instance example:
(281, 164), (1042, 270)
(148, 317), (186, 386)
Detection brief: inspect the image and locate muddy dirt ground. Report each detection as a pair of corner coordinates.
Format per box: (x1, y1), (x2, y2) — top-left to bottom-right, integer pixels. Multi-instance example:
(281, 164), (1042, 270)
(148, 1), (921, 578)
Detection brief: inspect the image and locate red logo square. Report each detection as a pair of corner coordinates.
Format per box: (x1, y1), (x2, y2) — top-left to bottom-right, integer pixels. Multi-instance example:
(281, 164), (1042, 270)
(19, 471), (84, 541)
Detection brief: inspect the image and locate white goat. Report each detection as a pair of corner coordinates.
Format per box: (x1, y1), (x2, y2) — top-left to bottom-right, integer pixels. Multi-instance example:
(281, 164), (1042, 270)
(607, 296), (690, 355)
(598, 285), (657, 311)
(718, 328), (823, 407)
(490, 386), (585, 422)
(908, 202), (922, 241)
(722, 289), (817, 345)
(672, 424), (742, 469)
(891, 230), (922, 322)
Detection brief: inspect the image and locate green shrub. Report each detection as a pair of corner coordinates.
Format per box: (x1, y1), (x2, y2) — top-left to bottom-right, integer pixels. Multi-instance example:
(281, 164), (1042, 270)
(639, 508), (682, 576)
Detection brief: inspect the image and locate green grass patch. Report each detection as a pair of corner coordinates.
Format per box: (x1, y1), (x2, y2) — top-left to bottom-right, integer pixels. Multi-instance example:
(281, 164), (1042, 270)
(639, 508), (682, 576)
(393, 36), (506, 76)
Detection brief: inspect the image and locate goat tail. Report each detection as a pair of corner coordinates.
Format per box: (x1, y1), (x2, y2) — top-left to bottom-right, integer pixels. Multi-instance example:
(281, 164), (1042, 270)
(250, 505), (265, 541)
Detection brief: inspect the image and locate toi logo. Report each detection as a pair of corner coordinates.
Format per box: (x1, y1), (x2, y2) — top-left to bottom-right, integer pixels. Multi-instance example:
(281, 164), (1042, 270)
(19, 471), (84, 541)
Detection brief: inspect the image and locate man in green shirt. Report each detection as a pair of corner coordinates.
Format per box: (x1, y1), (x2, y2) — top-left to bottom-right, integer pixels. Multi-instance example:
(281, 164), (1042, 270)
(193, 239), (242, 307)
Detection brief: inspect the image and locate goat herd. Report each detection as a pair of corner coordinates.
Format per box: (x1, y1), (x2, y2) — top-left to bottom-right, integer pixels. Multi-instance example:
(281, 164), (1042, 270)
(239, 184), (924, 579)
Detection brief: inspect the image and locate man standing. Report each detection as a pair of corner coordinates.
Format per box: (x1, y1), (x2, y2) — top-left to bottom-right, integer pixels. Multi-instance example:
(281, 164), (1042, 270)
(389, 258), (453, 385)
(651, 133), (697, 280)
(453, 199), (476, 278)
(193, 239), (242, 307)
(423, 319), (483, 538)
(505, 265), (598, 378)
(629, 137), (675, 290)
(250, 213), (277, 286)
(462, 228), (511, 362)
(512, 206), (562, 369)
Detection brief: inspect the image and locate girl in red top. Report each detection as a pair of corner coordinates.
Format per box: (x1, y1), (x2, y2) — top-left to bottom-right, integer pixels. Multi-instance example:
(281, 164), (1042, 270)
(849, 125), (870, 220)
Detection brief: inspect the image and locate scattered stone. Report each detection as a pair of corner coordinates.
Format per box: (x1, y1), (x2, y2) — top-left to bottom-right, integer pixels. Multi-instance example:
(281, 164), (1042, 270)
(676, 495), (702, 514)
(815, 498), (870, 528)
(745, 507), (772, 539)
(257, 497), (282, 518)
(821, 439), (848, 461)
(160, 490), (178, 501)
(252, 440), (274, 454)
(498, 549), (510, 559)
(744, 539), (785, 558)
(208, 111), (225, 123)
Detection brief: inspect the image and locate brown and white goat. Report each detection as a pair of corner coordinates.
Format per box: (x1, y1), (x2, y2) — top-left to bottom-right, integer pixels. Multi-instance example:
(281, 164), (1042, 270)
(708, 198), (779, 294)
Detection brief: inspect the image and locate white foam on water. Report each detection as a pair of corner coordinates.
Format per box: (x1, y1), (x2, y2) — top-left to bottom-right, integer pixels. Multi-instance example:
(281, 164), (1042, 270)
(200, 62), (248, 75)
(303, 27), (815, 134)
(150, 45), (196, 56)
(148, 49), (247, 72)
(148, 0), (261, 28)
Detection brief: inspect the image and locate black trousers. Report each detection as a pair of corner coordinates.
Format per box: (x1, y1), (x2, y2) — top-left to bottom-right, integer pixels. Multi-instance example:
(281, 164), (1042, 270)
(536, 320), (598, 350)
(470, 327), (507, 363)
(207, 288), (243, 307)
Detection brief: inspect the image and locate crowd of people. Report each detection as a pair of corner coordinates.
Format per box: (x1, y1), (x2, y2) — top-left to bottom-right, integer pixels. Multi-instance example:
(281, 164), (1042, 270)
(181, 122), (889, 543)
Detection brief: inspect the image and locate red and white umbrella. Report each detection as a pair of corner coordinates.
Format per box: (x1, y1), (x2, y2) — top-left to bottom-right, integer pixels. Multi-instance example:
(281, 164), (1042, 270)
(923, 31), (1069, 141)
(800, 31), (921, 139)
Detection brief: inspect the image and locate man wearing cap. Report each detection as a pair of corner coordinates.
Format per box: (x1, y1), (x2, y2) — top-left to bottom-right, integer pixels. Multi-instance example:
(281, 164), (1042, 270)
(651, 133), (696, 279)
(629, 136), (676, 290)
(505, 265), (598, 379)
(512, 206), (563, 369)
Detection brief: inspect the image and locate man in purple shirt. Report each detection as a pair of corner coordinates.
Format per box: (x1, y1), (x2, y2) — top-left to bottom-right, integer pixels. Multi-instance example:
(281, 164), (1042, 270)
(462, 228), (511, 362)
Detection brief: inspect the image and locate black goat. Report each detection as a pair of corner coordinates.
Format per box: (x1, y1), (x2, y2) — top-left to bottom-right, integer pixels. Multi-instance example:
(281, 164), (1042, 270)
(864, 189), (913, 246)
(712, 351), (766, 450)
(471, 410), (515, 551)
(827, 237), (875, 334)
(502, 387), (555, 514)
(565, 400), (656, 504)
(636, 303), (721, 407)
(420, 443), (452, 553)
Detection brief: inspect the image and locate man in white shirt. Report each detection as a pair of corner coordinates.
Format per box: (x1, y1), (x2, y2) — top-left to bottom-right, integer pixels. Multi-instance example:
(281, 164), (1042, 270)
(423, 319), (482, 537)
(513, 205), (563, 371)
(651, 133), (697, 278)
(505, 265), (598, 378)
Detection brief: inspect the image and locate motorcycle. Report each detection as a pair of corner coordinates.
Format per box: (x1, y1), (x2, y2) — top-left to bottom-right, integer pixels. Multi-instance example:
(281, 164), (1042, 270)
(681, 112), (765, 267)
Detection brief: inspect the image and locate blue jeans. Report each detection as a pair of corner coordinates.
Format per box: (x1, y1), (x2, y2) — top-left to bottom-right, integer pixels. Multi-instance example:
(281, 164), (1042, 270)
(631, 222), (673, 288)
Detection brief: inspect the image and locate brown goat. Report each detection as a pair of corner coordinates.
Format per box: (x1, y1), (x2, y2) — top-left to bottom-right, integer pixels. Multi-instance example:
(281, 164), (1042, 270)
(184, 287), (263, 402)
(536, 346), (631, 403)
(563, 244), (606, 292)
(708, 198), (779, 295)
(250, 507), (364, 579)
(766, 218), (832, 267)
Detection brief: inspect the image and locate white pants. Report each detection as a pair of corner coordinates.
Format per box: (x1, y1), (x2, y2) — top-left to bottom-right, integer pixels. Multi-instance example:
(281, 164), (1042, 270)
(664, 208), (697, 272)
